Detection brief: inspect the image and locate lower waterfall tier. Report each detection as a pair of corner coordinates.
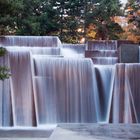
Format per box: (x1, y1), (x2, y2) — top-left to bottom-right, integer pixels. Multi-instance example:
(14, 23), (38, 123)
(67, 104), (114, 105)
(0, 51), (140, 126)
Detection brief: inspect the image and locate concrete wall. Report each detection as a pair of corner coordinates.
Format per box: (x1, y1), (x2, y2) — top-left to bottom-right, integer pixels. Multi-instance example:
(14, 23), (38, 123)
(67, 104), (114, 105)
(119, 44), (139, 63)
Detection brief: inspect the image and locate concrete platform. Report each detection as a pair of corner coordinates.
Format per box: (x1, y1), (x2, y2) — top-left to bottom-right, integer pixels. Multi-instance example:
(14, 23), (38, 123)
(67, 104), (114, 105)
(0, 139), (47, 140)
(50, 124), (140, 140)
(0, 124), (140, 140)
(0, 124), (56, 138)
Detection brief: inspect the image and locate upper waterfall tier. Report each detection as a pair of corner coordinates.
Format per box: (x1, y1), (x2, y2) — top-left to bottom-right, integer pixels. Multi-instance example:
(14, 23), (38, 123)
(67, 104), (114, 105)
(86, 40), (117, 50)
(0, 36), (62, 47)
(85, 40), (118, 65)
(61, 44), (86, 58)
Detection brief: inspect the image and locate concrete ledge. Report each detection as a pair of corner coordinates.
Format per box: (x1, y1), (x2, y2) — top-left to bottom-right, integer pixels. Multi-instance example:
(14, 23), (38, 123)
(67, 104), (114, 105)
(57, 123), (140, 139)
(1, 124), (140, 139)
(0, 125), (57, 138)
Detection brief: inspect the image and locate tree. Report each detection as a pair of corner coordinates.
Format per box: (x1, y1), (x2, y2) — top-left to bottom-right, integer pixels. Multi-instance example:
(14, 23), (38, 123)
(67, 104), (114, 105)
(0, 0), (16, 34)
(14, 0), (59, 35)
(50, 0), (86, 43)
(0, 0), (59, 35)
(125, 0), (140, 43)
(85, 0), (123, 40)
(0, 47), (10, 80)
(49, 0), (123, 42)
(0, 0), (123, 43)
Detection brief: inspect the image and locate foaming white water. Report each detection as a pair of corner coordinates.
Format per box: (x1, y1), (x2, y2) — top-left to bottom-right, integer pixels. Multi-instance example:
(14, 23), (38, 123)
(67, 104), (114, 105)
(61, 44), (85, 58)
(61, 48), (84, 58)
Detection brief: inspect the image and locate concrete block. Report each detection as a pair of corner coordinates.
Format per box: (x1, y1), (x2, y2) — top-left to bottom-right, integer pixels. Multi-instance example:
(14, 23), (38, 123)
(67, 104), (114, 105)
(119, 44), (139, 63)
(117, 40), (134, 48)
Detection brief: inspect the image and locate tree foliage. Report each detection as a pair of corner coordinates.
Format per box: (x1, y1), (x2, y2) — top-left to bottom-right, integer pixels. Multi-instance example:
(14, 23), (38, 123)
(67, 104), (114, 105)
(125, 0), (140, 42)
(85, 0), (123, 40)
(0, 0), (59, 35)
(13, 0), (59, 35)
(0, 47), (11, 80)
(0, 0), (123, 43)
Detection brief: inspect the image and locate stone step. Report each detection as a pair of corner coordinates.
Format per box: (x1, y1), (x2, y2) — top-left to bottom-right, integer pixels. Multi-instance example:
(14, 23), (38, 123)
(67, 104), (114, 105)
(85, 50), (118, 57)
(86, 40), (117, 51)
(91, 57), (118, 65)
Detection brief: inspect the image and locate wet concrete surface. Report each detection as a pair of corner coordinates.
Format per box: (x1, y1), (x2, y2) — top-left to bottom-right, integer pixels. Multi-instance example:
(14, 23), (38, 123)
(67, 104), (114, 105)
(0, 124), (140, 140)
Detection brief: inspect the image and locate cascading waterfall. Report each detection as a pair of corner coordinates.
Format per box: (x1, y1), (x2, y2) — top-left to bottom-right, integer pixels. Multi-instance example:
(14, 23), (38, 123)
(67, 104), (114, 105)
(85, 50), (118, 57)
(0, 55), (12, 126)
(124, 64), (140, 123)
(87, 40), (117, 50)
(7, 47), (61, 56)
(95, 65), (115, 122)
(0, 36), (62, 47)
(9, 51), (36, 126)
(0, 36), (140, 128)
(109, 64), (126, 123)
(61, 44), (85, 58)
(109, 64), (140, 123)
(33, 57), (98, 123)
(86, 40), (118, 65)
(0, 79), (12, 127)
(92, 57), (118, 65)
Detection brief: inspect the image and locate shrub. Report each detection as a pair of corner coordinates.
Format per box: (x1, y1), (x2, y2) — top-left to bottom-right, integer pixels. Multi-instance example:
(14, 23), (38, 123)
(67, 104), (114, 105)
(0, 47), (10, 80)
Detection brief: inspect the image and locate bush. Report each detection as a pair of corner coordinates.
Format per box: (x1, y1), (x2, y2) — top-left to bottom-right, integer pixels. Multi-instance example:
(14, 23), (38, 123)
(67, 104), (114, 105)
(0, 47), (10, 80)
(0, 47), (7, 57)
(0, 66), (10, 80)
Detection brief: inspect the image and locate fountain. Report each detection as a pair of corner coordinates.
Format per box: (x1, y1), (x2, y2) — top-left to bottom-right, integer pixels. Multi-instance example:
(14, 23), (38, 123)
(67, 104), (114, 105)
(33, 57), (98, 123)
(62, 44), (85, 58)
(9, 51), (36, 126)
(0, 36), (140, 133)
(0, 36), (62, 47)
(85, 40), (118, 65)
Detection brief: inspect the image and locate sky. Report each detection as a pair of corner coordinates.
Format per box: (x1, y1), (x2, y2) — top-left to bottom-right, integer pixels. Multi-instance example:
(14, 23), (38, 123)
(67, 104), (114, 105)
(120, 0), (128, 4)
